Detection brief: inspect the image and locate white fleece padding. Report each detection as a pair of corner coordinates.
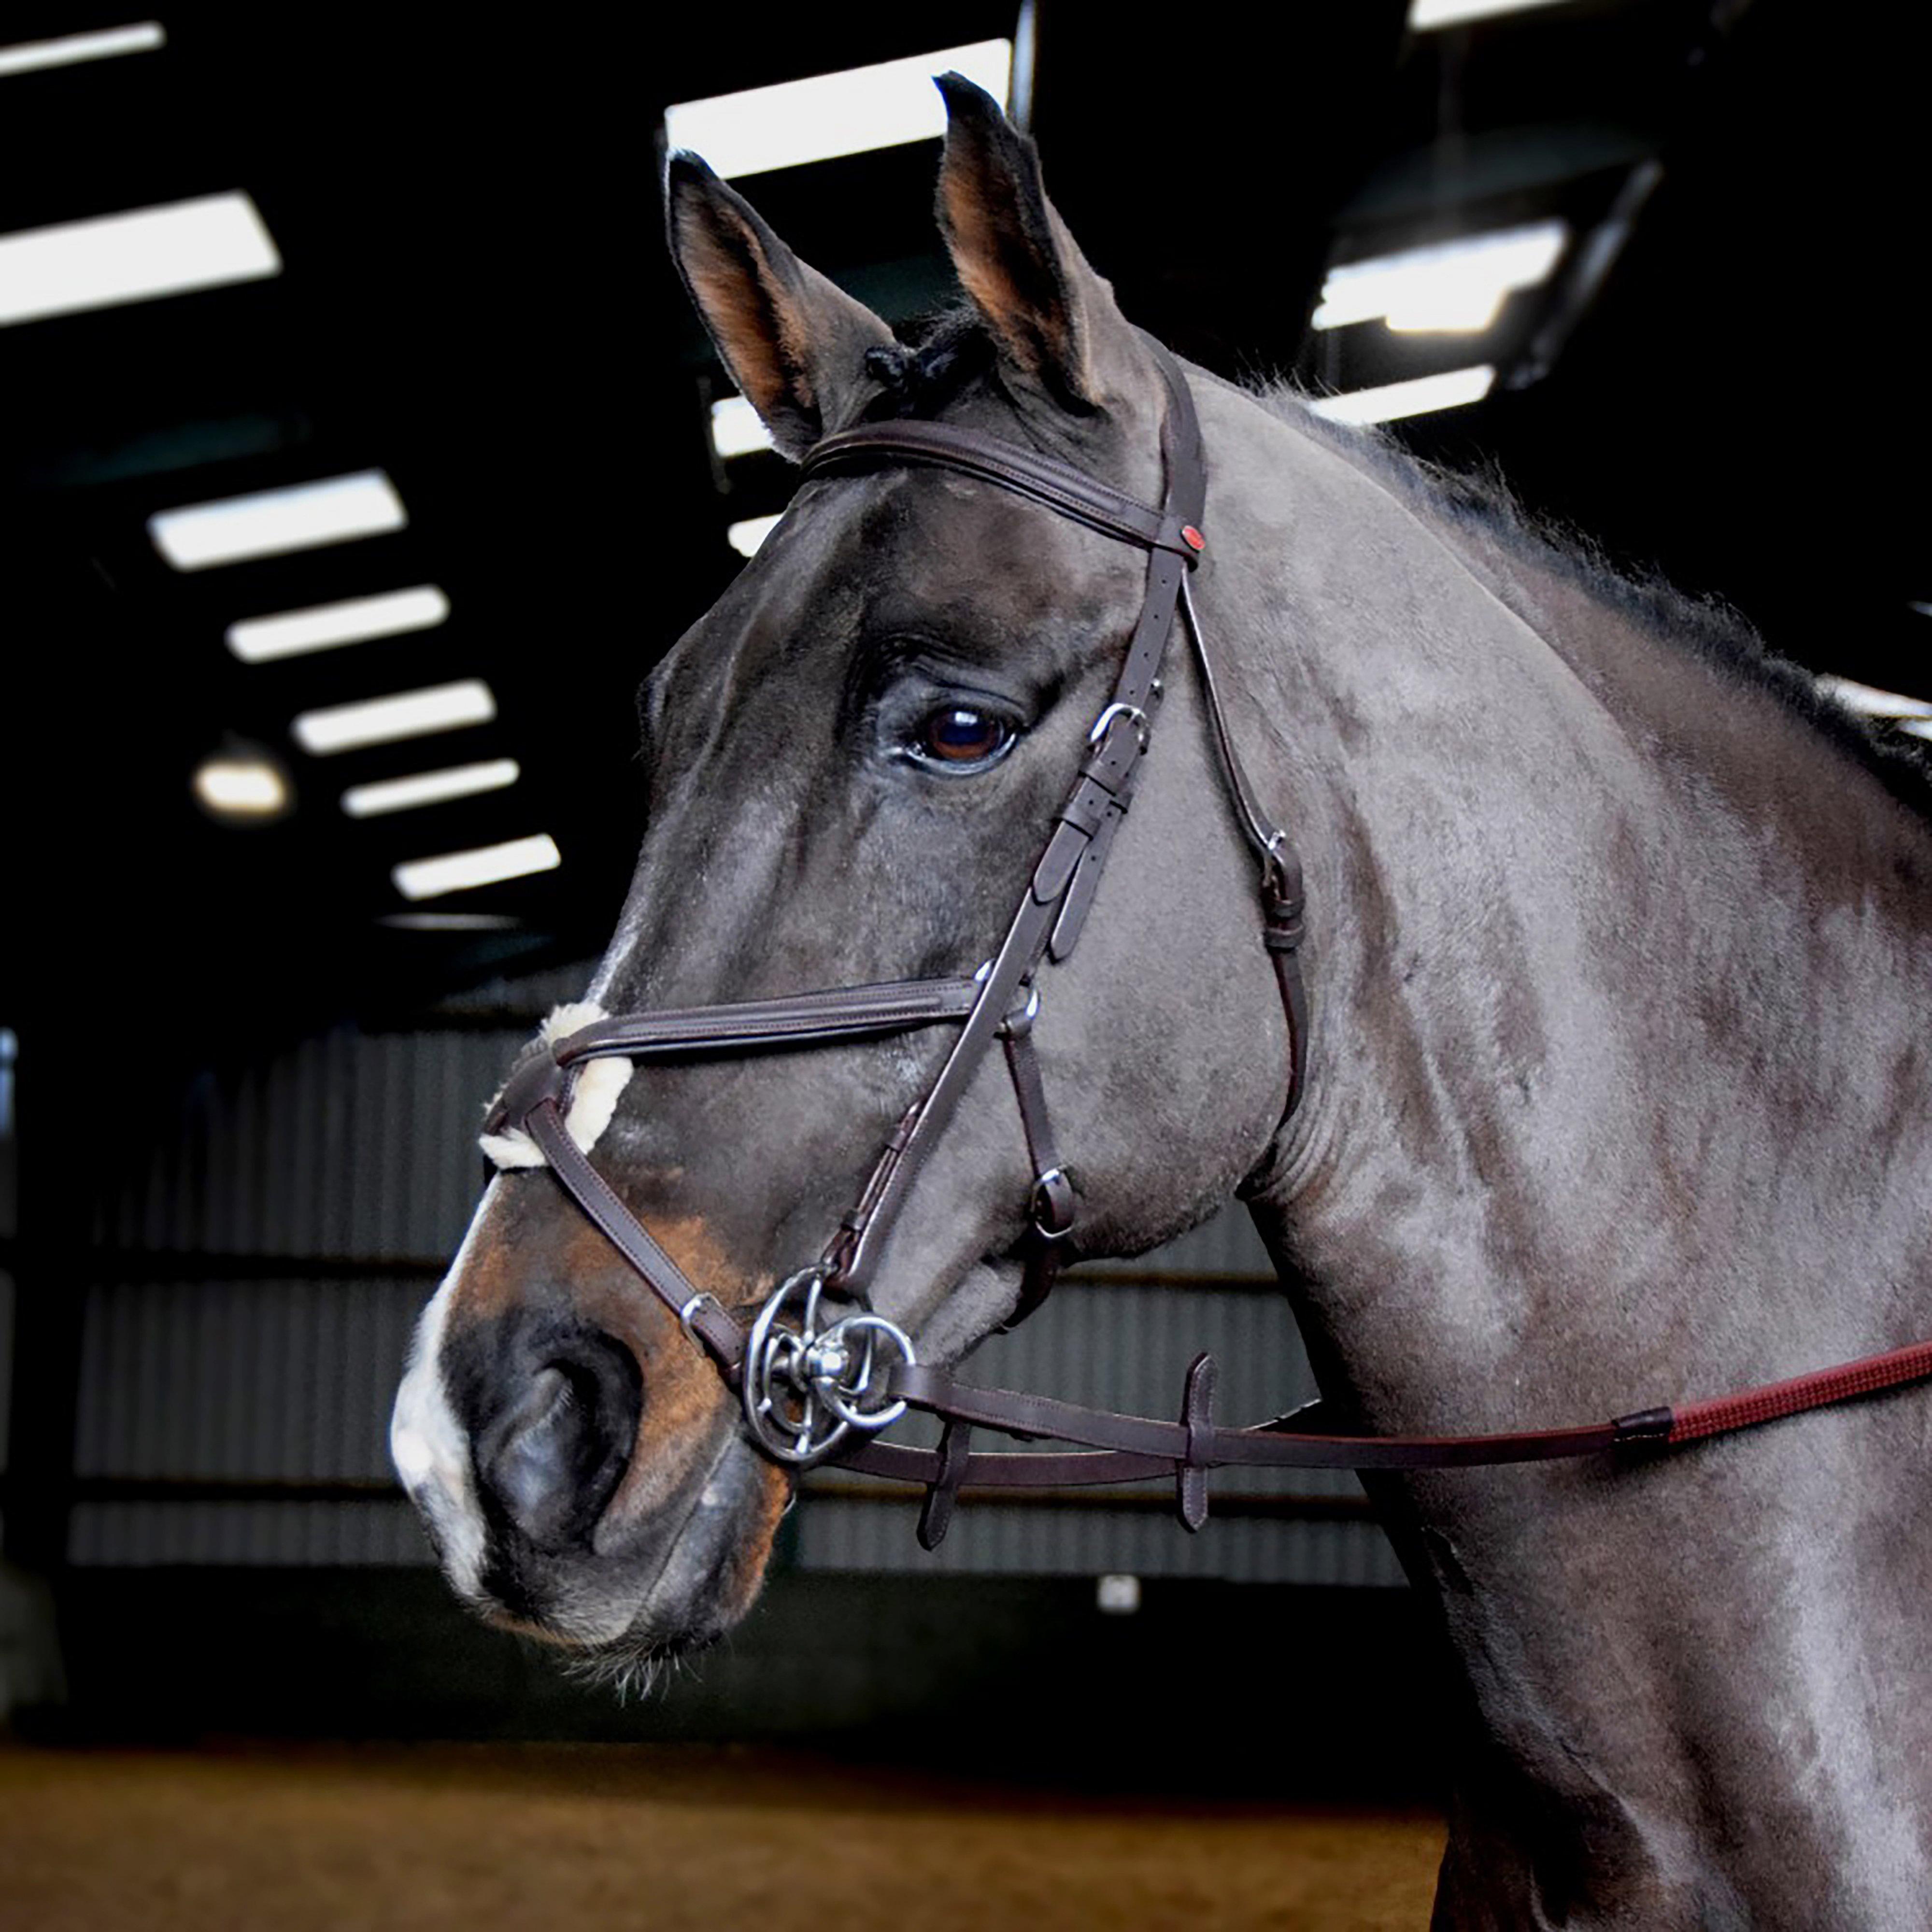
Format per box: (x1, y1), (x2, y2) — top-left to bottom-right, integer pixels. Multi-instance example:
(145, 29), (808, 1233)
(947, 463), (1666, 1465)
(479, 1000), (636, 1171)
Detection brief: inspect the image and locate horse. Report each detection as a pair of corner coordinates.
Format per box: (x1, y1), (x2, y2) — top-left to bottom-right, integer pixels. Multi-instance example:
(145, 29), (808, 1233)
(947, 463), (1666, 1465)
(390, 76), (1932, 1928)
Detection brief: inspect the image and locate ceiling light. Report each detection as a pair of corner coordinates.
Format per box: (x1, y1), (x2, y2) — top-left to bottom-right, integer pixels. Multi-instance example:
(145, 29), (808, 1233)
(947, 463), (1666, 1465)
(710, 395), (773, 460)
(1307, 365), (1496, 426)
(1816, 676), (1932, 720)
(665, 38), (1012, 179)
(341, 758), (520, 818)
(1409, 0), (1572, 28)
(1315, 221), (1568, 334)
(149, 469), (407, 570)
(227, 585), (450, 663)
(192, 752), (291, 821)
(393, 834), (561, 902)
(727, 514), (781, 558)
(292, 680), (496, 755)
(378, 912), (526, 930)
(0, 191), (280, 328)
(1903, 721), (1932, 742)
(0, 21), (165, 77)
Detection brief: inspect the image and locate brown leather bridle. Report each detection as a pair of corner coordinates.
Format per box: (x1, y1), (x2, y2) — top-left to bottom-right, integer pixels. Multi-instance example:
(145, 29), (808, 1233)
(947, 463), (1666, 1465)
(483, 340), (1932, 1548)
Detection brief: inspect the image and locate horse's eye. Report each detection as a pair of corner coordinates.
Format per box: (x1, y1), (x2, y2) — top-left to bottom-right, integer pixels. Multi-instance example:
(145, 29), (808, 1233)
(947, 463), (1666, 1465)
(914, 704), (1015, 768)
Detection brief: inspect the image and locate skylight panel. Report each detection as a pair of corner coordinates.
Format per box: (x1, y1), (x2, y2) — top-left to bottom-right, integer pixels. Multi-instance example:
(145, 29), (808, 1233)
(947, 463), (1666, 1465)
(393, 834), (561, 901)
(341, 759), (520, 818)
(1307, 366), (1496, 426)
(1815, 676), (1932, 720)
(227, 585), (450, 663)
(710, 395), (773, 460)
(291, 680), (496, 755)
(149, 470), (406, 570)
(0, 191), (280, 328)
(1315, 221), (1568, 334)
(665, 38), (1012, 179)
(727, 515), (781, 558)
(0, 21), (165, 78)
(1409, 0), (1572, 28)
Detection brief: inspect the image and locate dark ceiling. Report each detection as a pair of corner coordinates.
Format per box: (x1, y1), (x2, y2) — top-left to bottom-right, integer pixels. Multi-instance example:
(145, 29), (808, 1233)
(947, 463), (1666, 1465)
(3, 1), (1925, 1056)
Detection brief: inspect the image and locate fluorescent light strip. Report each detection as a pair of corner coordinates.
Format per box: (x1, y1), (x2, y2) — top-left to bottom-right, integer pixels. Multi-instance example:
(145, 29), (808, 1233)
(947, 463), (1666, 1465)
(393, 834), (561, 902)
(0, 191), (279, 328)
(665, 38), (1012, 179)
(1815, 675), (1932, 720)
(342, 758), (520, 819)
(726, 514), (781, 558)
(1409, 0), (1571, 28)
(710, 395), (773, 460)
(1315, 220), (1567, 334)
(1308, 365), (1496, 426)
(227, 584), (450, 663)
(0, 21), (165, 78)
(150, 469), (406, 570)
(292, 680), (496, 755)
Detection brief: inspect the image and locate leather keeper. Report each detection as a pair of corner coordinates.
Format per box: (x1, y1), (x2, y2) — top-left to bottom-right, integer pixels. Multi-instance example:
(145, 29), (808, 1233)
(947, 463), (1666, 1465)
(1177, 1352), (1217, 1532)
(1612, 1405), (1675, 1446)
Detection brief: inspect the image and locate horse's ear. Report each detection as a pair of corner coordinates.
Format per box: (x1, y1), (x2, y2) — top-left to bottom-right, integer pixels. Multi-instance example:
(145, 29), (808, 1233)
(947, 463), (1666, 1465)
(666, 153), (896, 460)
(934, 72), (1139, 411)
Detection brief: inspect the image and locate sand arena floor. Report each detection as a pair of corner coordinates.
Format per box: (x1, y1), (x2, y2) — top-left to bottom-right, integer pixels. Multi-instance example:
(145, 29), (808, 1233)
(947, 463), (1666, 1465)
(0, 1740), (1444, 1931)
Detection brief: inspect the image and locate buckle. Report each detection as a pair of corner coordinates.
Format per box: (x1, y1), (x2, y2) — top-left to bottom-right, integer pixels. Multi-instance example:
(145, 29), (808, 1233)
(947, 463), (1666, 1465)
(1086, 701), (1151, 754)
(1031, 1166), (1076, 1241)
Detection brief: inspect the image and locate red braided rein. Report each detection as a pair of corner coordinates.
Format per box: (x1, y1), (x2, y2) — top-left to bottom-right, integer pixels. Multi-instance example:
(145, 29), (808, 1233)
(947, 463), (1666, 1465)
(1667, 1336), (1932, 1444)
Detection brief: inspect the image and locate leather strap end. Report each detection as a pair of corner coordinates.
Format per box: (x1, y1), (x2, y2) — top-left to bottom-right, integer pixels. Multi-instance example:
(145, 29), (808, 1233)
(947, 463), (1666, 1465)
(1030, 817), (1091, 907)
(917, 1420), (975, 1551)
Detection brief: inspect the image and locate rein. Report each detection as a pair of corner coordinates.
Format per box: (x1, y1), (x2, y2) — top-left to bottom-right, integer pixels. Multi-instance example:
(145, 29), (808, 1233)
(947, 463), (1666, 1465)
(484, 341), (1932, 1548)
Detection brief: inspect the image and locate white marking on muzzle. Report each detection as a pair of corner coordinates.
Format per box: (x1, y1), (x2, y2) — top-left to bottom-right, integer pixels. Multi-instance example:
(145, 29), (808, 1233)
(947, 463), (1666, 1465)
(389, 1182), (501, 1598)
(478, 1000), (635, 1171)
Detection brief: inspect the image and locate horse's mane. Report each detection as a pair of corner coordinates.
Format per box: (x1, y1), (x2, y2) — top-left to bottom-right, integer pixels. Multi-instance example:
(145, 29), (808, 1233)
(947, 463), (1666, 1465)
(866, 309), (1932, 824)
(1255, 381), (1932, 827)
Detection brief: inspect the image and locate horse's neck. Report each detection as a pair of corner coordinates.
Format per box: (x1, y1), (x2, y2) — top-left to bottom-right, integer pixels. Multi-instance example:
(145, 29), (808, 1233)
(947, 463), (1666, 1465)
(1193, 388), (1932, 1915)
(1208, 390), (1932, 1433)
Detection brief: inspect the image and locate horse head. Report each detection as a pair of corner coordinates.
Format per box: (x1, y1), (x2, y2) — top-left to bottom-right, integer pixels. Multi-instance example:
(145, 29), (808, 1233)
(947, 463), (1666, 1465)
(389, 77), (1295, 1672)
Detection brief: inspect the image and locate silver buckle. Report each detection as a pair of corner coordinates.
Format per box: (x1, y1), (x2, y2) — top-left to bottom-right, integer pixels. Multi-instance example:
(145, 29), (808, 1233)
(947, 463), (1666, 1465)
(742, 1268), (917, 1465)
(1087, 701), (1151, 753)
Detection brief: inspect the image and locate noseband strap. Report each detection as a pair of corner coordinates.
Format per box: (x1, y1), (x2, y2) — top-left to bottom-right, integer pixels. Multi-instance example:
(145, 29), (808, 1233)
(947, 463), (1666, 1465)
(484, 340), (1932, 1532)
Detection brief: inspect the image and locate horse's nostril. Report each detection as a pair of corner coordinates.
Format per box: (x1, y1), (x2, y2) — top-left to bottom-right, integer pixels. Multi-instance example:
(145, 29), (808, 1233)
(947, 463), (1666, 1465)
(472, 1329), (641, 1553)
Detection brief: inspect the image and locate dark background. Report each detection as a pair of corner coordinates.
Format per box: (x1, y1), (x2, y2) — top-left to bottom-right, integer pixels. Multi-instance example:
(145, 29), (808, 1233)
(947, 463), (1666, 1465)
(4, 0), (1925, 1041)
(0, 0), (1924, 1767)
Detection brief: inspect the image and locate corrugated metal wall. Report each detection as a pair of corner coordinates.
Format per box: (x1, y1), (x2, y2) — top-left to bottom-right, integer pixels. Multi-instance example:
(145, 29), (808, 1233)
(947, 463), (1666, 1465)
(58, 969), (1398, 1585)
(87, 1028), (524, 1262)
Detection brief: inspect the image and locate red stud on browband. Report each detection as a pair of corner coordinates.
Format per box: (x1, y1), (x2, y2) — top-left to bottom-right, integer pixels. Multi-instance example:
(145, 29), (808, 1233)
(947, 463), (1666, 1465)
(1181, 524), (1206, 553)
